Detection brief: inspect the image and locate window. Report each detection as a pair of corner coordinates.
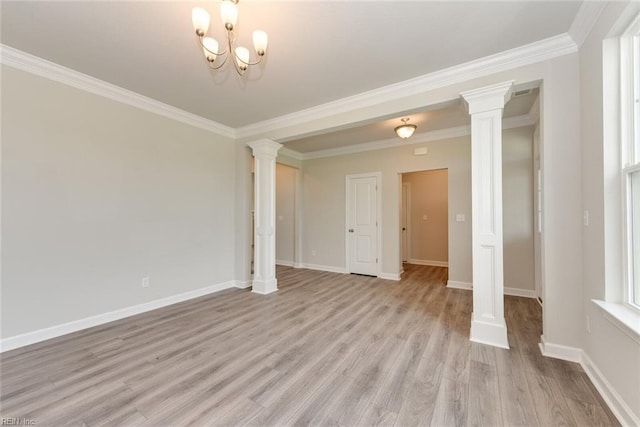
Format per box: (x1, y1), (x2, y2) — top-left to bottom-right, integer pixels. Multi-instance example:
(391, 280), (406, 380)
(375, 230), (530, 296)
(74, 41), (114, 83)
(622, 15), (640, 309)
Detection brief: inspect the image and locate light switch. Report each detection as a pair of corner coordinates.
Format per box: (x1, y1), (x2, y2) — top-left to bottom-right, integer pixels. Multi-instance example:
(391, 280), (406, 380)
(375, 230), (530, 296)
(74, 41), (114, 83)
(583, 210), (589, 226)
(278, 215), (283, 221)
(456, 214), (465, 222)
(422, 214), (427, 220)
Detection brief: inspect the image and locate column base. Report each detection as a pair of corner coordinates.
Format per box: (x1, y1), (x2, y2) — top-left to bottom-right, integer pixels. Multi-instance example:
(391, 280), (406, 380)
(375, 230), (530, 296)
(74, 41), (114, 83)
(251, 278), (278, 295)
(470, 314), (510, 349)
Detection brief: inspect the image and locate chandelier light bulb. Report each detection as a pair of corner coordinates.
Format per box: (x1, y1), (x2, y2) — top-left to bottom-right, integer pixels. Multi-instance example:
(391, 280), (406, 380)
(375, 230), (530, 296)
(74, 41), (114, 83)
(235, 47), (250, 70)
(202, 37), (219, 61)
(253, 30), (268, 56)
(221, 0), (239, 31)
(192, 7), (210, 36)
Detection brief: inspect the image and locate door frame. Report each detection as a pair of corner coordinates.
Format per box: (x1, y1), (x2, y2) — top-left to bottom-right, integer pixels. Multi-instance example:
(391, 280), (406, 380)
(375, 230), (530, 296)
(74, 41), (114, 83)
(401, 182), (412, 263)
(345, 172), (382, 277)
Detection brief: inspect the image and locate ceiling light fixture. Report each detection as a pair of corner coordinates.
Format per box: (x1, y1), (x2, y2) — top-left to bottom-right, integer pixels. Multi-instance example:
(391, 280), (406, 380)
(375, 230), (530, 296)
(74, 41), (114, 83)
(192, 0), (268, 76)
(395, 118), (417, 139)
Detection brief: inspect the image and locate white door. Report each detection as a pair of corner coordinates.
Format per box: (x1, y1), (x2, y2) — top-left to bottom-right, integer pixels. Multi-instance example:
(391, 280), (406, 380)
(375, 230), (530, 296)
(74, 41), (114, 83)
(346, 174), (378, 276)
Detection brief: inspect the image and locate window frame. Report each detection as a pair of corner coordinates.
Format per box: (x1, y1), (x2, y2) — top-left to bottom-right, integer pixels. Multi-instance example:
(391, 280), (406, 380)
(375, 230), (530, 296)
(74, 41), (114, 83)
(621, 14), (640, 311)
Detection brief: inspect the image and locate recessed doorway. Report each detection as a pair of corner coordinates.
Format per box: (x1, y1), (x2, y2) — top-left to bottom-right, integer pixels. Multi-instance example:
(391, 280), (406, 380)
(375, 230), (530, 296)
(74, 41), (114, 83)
(401, 169), (449, 268)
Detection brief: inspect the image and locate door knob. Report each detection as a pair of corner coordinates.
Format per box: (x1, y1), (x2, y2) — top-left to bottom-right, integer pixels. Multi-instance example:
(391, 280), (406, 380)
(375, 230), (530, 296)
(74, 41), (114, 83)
(348, 229), (354, 233)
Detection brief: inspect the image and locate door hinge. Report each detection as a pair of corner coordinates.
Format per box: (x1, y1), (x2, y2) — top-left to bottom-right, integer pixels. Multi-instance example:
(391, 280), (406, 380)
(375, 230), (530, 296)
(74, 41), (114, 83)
(376, 258), (378, 263)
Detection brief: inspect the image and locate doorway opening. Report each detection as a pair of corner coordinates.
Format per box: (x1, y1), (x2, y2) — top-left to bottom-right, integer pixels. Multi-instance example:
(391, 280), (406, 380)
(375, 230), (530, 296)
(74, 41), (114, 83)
(401, 169), (449, 269)
(275, 163), (299, 268)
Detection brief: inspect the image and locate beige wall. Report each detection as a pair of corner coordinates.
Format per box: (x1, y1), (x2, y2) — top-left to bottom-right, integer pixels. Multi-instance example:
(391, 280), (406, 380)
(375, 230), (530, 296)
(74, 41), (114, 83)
(1, 65), (237, 339)
(302, 136), (470, 281)
(580, 2), (640, 421)
(503, 126), (535, 292)
(301, 127), (533, 287)
(276, 163), (297, 265)
(402, 170), (449, 265)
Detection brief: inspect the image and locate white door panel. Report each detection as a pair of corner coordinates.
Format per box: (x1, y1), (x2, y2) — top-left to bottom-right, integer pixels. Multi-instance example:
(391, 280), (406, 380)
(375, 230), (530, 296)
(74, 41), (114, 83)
(347, 175), (378, 276)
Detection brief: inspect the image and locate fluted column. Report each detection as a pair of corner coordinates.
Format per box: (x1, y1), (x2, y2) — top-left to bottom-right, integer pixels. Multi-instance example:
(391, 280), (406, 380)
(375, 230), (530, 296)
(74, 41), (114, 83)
(247, 139), (282, 295)
(461, 81), (513, 349)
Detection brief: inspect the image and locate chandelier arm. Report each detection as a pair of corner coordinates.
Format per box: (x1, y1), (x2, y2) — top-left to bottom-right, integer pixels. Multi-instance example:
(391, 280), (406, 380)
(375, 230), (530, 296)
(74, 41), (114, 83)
(198, 36), (228, 56)
(207, 52), (229, 70)
(235, 54), (263, 67)
(228, 33), (246, 76)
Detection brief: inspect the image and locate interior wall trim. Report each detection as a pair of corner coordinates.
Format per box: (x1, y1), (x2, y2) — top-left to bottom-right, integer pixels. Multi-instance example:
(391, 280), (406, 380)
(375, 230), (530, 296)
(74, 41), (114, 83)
(446, 281), (536, 298)
(286, 114), (536, 160)
(378, 272), (401, 281)
(568, 2), (608, 47)
(408, 259), (449, 268)
(0, 44), (235, 139)
(0, 279), (243, 353)
(581, 352), (640, 427)
(236, 33), (576, 140)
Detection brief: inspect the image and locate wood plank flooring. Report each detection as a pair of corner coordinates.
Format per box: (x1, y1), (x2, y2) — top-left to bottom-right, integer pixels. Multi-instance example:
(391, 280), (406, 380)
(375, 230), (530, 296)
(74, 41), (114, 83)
(0, 264), (619, 426)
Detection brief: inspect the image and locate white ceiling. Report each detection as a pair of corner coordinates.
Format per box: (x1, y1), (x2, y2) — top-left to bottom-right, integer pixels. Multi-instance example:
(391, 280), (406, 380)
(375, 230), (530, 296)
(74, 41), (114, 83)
(1, 1), (580, 132)
(285, 88), (539, 153)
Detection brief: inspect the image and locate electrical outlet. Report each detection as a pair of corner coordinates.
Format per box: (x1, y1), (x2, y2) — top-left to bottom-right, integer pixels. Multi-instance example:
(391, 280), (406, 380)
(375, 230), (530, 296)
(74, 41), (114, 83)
(311, 250), (316, 257)
(142, 277), (150, 288)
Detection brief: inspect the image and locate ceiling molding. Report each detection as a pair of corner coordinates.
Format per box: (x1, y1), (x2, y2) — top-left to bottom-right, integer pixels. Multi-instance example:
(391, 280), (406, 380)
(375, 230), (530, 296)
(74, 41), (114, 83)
(0, 44), (236, 139)
(278, 147), (304, 161)
(288, 113), (536, 161)
(568, 2), (608, 48)
(236, 33), (577, 140)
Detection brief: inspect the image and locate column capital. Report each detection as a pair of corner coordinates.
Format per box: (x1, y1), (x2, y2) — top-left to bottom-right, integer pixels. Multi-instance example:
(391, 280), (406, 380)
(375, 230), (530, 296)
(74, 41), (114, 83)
(247, 139), (283, 157)
(461, 81), (514, 115)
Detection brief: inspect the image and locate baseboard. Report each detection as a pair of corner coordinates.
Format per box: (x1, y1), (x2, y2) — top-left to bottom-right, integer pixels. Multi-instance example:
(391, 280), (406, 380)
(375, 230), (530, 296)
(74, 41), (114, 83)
(581, 352), (640, 427)
(538, 335), (582, 363)
(446, 280), (473, 290)
(275, 259), (295, 267)
(234, 280), (253, 289)
(293, 262), (304, 268)
(0, 279), (240, 353)
(445, 281), (536, 298)
(297, 263), (347, 274)
(378, 272), (401, 281)
(408, 259), (449, 267)
(504, 287), (537, 298)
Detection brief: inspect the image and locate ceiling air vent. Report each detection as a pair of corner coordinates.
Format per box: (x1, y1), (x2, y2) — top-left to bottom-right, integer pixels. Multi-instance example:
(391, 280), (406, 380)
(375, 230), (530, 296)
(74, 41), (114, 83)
(512, 89), (533, 97)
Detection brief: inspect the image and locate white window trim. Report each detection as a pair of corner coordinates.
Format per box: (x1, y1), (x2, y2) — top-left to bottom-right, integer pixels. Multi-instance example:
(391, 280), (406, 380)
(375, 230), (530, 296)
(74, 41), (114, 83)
(595, 8), (640, 340)
(621, 14), (640, 312)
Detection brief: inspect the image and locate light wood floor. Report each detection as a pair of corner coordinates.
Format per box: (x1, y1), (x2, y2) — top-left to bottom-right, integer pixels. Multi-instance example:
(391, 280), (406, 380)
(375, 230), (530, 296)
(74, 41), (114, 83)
(1, 264), (619, 426)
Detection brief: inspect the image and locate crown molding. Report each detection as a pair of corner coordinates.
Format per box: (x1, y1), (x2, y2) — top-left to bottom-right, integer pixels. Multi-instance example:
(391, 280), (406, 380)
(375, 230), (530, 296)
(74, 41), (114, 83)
(236, 33), (576, 140)
(0, 44), (235, 139)
(287, 113), (536, 161)
(278, 147), (304, 161)
(569, 2), (608, 48)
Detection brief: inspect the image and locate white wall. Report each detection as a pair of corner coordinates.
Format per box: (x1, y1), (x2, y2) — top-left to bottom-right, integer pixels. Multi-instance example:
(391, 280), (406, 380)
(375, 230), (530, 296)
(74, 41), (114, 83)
(300, 127), (533, 286)
(1, 65), (237, 339)
(580, 2), (640, 422)
(276, 163), (296, 265)
(402, 170), (449, 265)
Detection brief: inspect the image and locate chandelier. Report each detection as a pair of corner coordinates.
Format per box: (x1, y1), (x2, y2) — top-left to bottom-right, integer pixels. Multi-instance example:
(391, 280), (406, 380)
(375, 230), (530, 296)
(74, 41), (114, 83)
(192, 0), (268, 75)
(395, 118), (417, 139)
